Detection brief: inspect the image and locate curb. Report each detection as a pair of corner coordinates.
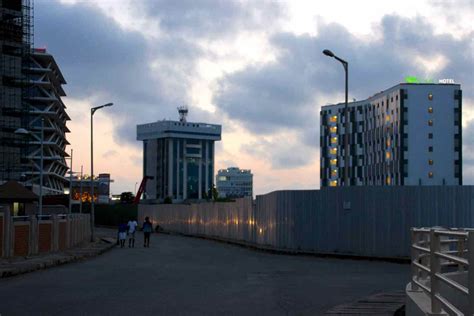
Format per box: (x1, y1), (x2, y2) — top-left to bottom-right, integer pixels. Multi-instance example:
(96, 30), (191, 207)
(0, 240), (116, 279)
(162, 231), (410, 264)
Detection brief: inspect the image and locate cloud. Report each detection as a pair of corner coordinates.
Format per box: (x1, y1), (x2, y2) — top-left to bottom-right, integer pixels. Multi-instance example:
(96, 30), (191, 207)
(214, 14), (473, 169)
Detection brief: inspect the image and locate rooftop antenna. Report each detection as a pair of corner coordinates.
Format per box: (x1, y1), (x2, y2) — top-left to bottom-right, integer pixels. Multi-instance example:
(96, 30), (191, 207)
(177, 105), (188, 123)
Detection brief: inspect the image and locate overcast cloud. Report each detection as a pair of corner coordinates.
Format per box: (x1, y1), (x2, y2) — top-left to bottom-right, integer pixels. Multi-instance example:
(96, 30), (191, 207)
(34, 0), (473, 192)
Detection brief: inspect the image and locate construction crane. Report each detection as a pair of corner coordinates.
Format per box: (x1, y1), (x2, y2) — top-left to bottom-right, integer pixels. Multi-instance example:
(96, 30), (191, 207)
(134, 176), (153, 204)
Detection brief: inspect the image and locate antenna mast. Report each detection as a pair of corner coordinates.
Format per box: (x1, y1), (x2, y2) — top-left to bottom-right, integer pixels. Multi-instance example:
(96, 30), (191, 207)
(177, 105), (188, 123)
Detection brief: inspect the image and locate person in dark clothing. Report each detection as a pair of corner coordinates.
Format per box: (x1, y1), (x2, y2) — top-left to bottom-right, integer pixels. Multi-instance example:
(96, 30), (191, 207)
(143, 217), (153, 248)
(118, 222), (128, 248)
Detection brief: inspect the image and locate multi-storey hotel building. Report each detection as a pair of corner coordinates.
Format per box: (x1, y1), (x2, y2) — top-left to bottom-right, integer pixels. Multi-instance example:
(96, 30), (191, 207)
(320, 83), (462, 187)
(137, 108), (221, 202)
(216, 167), (253, 198)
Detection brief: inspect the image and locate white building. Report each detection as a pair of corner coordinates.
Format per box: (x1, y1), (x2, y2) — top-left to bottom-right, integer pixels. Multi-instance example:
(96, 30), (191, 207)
(320, 82), (462, 187)
(136, 107), (221, 202)
(216, 167), (253, 198)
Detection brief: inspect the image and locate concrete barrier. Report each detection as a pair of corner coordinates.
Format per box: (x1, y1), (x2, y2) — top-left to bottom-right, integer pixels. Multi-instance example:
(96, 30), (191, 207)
(0, 210), (91, 258)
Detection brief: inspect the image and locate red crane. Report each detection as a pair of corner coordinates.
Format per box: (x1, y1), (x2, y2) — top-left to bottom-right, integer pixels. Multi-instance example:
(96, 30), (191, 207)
(134, 176), (153, 204)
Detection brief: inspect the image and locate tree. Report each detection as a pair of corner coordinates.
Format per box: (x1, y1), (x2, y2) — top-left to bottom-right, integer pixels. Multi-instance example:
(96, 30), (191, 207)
(163, 196), (172, 204)
(120, 192), (135, 204)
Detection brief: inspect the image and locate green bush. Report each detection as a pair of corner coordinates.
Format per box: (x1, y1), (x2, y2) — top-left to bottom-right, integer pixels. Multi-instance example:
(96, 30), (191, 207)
(74, 203), (138, 227)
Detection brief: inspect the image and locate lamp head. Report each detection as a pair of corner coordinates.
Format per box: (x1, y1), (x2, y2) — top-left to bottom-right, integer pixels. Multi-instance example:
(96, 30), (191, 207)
(323, 49), (334, 57)
(103, 102), (113, 107)
(14, 128), (30, 135)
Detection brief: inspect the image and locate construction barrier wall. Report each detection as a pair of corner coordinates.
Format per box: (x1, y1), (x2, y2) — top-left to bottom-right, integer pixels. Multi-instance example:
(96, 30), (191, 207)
(139, 186), (474, 259)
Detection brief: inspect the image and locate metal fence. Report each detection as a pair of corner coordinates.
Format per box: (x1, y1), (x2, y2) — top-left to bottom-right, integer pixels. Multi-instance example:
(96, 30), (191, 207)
(139, 186), (474, 259)
(410, 228), (473, 315)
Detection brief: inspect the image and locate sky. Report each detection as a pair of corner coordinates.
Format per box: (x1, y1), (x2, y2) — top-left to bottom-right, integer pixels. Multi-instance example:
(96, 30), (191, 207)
(33, 0), (474, 195)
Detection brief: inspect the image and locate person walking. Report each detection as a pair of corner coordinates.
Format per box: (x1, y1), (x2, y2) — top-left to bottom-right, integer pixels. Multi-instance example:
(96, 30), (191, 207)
(143, 217), (153, 248)
(127, 218), (138, 248)
(118, 222), (128, 248)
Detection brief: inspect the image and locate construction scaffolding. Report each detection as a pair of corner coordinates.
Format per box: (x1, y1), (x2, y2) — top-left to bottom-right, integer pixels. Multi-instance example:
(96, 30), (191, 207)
(0, 0), (33, 182)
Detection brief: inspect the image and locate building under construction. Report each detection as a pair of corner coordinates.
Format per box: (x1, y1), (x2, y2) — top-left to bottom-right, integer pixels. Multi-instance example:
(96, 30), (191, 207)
(1, 0), (70, 195)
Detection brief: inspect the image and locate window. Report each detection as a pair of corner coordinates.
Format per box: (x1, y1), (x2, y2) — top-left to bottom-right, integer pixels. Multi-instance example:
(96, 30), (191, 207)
(329, 148), (338, 155)
(428, 120), (433, 126)
(329, 115), (338, 123)
(386, 151), (391, 159)
(329, 180), (338, 187)
(428, 107), (433, 113)
(330, 159), (338, 166)
(386, 139), (391, 147)
(429, 146), (433, 152)
(428, 133), (433, 139)
(428, 160), (433, 165)
(386, 176), (391, 185)
(330, 137), (338, 144)
(428, 172), (433, 178)
(428, 93), (433, 101)
(329, 126), (338, 133)
(218, 176), (227, 181)
(331, 169), (338, 177)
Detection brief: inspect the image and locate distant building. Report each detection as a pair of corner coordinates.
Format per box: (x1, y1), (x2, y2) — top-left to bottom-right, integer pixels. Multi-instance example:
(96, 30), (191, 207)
(136, 107), (221, 202)
(70, 173), (112, 204)
(320, 82), (462, 186)
(216, 167), (253, 198)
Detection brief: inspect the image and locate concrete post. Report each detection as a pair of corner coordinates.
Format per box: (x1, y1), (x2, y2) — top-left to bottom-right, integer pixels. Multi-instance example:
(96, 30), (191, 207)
(410, 228), (420, 291)
(429, 229), (441, 314)
(468, 231), (474, 316)
(30, 215), (38, 256)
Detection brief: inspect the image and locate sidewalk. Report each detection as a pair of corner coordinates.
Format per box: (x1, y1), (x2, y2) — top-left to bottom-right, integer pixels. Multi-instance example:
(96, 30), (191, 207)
(0, 228), (116, 278)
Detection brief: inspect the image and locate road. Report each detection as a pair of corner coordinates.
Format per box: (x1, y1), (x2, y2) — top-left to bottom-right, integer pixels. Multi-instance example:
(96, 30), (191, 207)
(0, 231), (409, 315)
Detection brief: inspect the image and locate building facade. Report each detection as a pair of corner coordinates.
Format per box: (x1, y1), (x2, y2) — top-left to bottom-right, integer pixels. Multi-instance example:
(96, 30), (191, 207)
(137, 109), (221, 202)
(1, 1), (70, 195)
(216, 167), (253, 198)
(320, 83), (462, 187)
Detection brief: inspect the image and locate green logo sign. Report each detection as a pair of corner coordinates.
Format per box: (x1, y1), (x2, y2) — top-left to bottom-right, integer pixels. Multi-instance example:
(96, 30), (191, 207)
(404, 76), (435, 84)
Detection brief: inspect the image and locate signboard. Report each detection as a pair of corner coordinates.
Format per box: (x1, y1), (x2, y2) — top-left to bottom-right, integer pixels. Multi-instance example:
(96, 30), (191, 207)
(405, 76), (455, 84)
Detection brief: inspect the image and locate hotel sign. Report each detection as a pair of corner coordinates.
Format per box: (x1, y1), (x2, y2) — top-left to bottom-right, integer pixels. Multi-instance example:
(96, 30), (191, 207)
(405, 76), (455, 84)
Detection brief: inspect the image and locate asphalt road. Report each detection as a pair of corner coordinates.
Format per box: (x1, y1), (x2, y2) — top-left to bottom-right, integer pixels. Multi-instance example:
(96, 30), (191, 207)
(0, 231), (409, 315)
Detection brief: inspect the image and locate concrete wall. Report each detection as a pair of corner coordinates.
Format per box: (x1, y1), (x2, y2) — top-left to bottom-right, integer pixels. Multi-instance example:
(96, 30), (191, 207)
(0, 208), (91, 258)
(139, 186), (474, 259)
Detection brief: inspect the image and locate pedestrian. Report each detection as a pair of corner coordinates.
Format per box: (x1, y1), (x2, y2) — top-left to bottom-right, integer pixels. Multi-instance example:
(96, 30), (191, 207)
(143, 217), (153, 248)
(118, 222), (128, 248)
(127, 218), (138, 248)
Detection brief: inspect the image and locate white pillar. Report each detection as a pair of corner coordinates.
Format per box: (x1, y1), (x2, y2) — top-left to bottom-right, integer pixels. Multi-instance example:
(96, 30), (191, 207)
(183, 140), (187, 200)
(198, 140), (202, 200)
(205, 140), (209, 198)
(168, 139), (173, 198)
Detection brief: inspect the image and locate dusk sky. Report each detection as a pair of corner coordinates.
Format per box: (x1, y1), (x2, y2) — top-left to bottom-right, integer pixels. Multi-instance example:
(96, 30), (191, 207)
(34, 0), (473, 195)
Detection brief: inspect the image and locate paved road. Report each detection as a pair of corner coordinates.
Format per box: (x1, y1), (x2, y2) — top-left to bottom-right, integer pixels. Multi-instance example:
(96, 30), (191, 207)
(0, 232), (409, 315)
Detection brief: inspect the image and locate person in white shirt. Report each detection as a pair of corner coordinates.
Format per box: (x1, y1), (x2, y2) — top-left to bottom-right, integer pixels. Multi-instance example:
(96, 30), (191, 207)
(127, 219), (138, 248)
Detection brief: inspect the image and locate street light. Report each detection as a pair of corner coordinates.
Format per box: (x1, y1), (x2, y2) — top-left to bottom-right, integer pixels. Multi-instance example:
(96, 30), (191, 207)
(90, 102), (113, 241)
(323, 49), (349, 186)
(14, 118), (45, 214)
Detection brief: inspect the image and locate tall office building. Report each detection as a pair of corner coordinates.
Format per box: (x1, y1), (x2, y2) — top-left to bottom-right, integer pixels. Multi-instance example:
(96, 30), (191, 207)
(1, 1), (70, 194)
(137, 107), (222, 202)
(216, 167), (253, 198)
(320, 82), (462, 187)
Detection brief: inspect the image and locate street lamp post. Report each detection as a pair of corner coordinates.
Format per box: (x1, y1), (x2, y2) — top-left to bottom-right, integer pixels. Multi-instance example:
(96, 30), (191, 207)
(14, 117), (45, 214)
(323, 49), (349, 186)
(90, 103), (113, 241)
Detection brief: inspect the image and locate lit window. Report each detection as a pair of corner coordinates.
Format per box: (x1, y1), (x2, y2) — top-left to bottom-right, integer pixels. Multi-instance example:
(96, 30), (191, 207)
(329, 180), (338, 187)
(330, 137), (338, 144)
(386, 139), (391, 147)
(428, 107), (433, 113)
(329, 126), (338, 133)
(385, 115), (391, 122)
(329, 115), (338, 123)
(428, 93), (433, 101)
(329, 148), (338, 155)
(330, 159), (338, 166)
(386, 176), (391, 185)
(428, 120), (433, 126)
(218, 176), (227, 181)
(331, 169), (338, 177)
(428, 172), (433, 178)
(428, 160), (433, 165)
(386, 151), (391, 159)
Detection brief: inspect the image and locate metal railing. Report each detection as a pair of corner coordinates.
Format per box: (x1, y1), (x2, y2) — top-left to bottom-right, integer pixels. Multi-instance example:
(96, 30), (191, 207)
(411, 227), (474, 315)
